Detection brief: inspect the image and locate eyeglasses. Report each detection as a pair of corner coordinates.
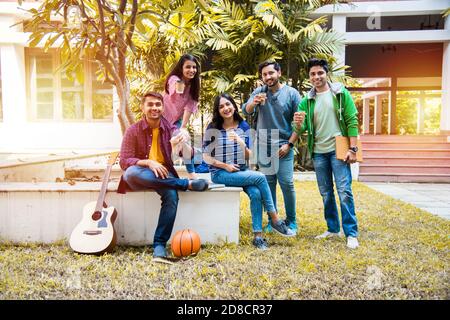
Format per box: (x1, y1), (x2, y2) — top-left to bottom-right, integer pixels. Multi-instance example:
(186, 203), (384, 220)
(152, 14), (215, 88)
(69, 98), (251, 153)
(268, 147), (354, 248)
(145, 102), (162, 107)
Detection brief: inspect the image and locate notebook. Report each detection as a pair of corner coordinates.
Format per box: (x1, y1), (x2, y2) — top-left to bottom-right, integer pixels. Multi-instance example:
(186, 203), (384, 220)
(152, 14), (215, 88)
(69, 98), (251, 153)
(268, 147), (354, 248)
(335, 136), (363, 162)
(208, 183), (226, 190)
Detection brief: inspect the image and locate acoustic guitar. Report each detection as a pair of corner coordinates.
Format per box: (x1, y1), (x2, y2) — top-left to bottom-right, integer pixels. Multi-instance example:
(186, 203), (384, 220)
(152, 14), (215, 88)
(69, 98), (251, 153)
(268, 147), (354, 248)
(69, 152), (119, 255)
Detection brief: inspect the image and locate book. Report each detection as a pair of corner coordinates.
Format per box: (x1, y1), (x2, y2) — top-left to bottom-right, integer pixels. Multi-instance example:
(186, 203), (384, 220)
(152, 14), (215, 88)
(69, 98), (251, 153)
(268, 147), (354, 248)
(335, 136), (363, 162)
(208, 183), (226, 190)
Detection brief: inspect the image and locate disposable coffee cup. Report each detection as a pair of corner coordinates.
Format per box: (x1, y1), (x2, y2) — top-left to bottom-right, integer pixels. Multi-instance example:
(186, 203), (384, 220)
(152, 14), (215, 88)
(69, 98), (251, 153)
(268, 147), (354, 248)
(175, 80), (185, 94)
(258, 92), (267, 105)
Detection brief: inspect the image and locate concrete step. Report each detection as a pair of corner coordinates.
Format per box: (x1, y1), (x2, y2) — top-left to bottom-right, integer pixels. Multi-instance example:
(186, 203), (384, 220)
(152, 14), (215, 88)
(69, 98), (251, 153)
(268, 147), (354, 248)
(360, 135), (449, 143)
(358, 173), (450, 183)
(359, 164), (450, 174)
(0, 152), (116, 183)
(362, 157), (450, 165)
(64, 165), (212, 181)
(362, 142), (450, 149)
(0, 182), (242, 245)
(65, 165), (123, 180)
(362, 149), (450, 157)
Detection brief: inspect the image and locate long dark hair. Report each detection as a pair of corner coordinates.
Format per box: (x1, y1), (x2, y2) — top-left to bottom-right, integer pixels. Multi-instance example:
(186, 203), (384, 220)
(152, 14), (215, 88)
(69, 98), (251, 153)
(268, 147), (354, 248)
(164, 54), (200, 102)
(210, 93), (244, 129)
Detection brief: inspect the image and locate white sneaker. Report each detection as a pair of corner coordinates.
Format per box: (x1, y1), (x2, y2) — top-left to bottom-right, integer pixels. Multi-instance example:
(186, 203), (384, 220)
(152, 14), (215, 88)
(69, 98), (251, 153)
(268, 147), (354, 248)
(315, 231), (342, 239)
(347, 236), (359, 249)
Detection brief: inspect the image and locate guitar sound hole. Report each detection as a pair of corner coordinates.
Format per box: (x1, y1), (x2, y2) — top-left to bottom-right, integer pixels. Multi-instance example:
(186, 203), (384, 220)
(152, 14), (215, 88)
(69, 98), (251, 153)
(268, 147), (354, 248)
(92, 211), (102, 221)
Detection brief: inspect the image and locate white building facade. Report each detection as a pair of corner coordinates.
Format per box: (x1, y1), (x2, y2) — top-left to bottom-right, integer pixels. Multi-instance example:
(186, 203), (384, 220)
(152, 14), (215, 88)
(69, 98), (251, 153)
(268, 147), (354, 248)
(315, 0), (450, 135)
(0, 0), (122, 153)
(0, 0), (449, 155)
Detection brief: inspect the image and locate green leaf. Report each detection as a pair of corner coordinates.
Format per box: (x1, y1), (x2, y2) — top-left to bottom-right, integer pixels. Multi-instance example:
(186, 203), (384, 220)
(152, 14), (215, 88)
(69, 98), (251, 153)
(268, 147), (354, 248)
(28, 33), (44, 47)
(114, 12), (124, 27)
(138, 12), (161, 28)
(75, 63), (84, 84)
(194, 0), (210, 12)
(43, 33), (62, 52)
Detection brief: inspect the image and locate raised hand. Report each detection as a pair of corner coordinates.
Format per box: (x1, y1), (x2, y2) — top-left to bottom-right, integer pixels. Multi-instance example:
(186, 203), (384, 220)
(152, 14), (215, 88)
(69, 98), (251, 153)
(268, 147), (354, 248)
(293, 111), (306, 127)
(227, 130), (244, 146)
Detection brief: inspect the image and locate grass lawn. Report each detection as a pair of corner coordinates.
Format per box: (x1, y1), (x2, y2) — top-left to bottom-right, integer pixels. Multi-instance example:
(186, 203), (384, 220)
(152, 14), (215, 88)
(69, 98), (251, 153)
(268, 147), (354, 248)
(0, 181), (448, 299)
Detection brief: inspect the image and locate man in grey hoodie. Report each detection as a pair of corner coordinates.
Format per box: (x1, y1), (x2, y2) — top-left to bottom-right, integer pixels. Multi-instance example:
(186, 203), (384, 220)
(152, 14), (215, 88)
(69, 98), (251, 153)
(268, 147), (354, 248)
(242, 61), (301, 234)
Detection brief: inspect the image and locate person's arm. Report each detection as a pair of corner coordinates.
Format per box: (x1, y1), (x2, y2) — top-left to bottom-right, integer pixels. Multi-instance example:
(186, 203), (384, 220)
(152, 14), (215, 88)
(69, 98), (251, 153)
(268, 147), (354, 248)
(279, 91), (302, 158)
(227, 130), (251, 160)
(203, 153), (240, 172)
(203, 126), (240, 172)
(341, 89), (359, 164)
(170, 129), (194, 160)
(292, 98), (308, 135)
(119, 128), (140, 171)
(344, 136), (358, 164)
(166, 75), (179, 96)
(342, 89), (359, 137)
(242, 90), (264, 116)
(180, 110), (193, 129)
(244, 98), (258, 115)
(278, 132), (299, 158)
(135, 159), (169, 179)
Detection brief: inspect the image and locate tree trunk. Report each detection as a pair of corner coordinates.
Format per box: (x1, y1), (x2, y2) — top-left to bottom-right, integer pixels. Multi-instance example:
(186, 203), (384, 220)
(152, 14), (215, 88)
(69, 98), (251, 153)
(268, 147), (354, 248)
(124, 79), (135, 126)
(116, 83), (131, 135)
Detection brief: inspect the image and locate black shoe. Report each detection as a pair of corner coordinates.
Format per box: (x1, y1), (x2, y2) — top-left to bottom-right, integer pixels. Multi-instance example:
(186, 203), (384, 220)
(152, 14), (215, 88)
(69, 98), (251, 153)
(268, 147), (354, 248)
(189, 179), (209, 191)
(252, 237), (269, 250)
(270, 220), (296, 237)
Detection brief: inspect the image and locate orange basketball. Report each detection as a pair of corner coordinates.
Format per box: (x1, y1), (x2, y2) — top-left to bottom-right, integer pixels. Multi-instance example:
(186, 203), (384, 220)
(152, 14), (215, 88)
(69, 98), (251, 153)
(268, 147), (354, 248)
(171, 229), (201, 258)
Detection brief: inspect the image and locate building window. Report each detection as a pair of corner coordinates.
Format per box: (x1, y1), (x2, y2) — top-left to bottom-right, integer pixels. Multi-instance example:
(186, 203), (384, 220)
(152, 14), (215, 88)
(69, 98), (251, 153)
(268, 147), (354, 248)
(347, 14), (444, 32)
(350, 77), (442, 135)
(26, 48), (113, 121)
(0, 49), (3, 122)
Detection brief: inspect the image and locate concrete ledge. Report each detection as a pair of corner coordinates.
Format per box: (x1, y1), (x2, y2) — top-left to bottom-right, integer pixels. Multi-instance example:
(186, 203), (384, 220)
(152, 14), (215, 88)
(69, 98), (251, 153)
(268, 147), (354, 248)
(0, 152), (116, 182)
(0, 182), (242, 245)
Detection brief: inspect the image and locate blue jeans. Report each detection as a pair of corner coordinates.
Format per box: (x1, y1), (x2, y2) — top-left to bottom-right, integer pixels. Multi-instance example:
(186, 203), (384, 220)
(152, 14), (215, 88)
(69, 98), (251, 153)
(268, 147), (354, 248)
(123, 165), (189, 247)
(211, 169), (276, 233)
(260, 148), (296, 226)
(312, 151), (358, 237)
(174, 119), (195, 174)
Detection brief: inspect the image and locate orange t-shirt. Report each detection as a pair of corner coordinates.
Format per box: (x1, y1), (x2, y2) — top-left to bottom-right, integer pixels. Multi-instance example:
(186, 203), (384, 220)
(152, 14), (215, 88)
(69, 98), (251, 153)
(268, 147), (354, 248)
(148, 128), (165, 165)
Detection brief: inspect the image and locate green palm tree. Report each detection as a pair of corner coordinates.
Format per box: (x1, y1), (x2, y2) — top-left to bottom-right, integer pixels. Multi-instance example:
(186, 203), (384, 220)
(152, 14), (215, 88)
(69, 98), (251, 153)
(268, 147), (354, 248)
(200, 0), (346, 100)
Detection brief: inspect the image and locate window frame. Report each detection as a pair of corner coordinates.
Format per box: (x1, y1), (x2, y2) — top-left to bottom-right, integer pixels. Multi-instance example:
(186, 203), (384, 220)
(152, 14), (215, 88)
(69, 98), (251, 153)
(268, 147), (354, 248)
(25, 48), (113, 122)
(0, 47), (3, 122)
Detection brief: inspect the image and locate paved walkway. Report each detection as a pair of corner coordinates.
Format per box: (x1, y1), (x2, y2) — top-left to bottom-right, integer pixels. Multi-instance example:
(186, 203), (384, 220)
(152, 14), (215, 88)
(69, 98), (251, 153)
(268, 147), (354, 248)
(293, 173), (450, 220)
(364, 182), (450, 220)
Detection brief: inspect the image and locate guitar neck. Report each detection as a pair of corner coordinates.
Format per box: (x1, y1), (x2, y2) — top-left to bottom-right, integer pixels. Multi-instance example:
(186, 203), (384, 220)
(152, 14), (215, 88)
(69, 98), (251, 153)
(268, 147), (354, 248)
(94, 153), (118, 212)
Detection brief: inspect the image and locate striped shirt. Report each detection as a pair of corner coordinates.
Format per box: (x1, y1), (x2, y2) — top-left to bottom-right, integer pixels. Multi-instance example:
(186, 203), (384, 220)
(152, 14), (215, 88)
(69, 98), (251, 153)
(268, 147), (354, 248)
(203, 121), (251, 173)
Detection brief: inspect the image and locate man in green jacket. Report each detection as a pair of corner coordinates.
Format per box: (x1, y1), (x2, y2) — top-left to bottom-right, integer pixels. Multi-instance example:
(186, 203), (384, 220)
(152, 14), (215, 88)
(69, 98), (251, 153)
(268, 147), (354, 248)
(293, 58), (359, 249)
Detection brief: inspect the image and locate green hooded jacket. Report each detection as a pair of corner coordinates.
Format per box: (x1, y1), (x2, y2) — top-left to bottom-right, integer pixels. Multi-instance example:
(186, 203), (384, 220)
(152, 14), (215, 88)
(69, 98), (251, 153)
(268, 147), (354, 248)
(293, 82), (359, 156)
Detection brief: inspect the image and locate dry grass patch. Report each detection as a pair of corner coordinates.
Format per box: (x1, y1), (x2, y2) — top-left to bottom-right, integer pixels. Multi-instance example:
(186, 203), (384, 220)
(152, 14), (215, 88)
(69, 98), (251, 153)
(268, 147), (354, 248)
(0, 181), (448, 299)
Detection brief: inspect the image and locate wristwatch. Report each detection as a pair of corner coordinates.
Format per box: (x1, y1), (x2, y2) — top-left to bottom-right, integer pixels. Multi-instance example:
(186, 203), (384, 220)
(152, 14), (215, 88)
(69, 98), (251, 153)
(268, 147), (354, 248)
(349, 146), (358, 153)
(288, 142), (294, 148)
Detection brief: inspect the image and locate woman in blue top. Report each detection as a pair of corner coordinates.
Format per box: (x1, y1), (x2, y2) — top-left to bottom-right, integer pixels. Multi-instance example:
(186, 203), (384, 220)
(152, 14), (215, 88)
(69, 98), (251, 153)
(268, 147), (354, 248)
(203, 93), (295, 250)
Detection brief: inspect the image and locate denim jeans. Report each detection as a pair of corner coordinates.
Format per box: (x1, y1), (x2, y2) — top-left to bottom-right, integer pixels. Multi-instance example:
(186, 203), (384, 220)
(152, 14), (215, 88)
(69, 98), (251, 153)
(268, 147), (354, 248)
(211, 169), (276, 233)
(123, 165), (189, 247)
(260, 148), (297, 227)
(174, 119), (195, 174)
(312, 151), (358, 237)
